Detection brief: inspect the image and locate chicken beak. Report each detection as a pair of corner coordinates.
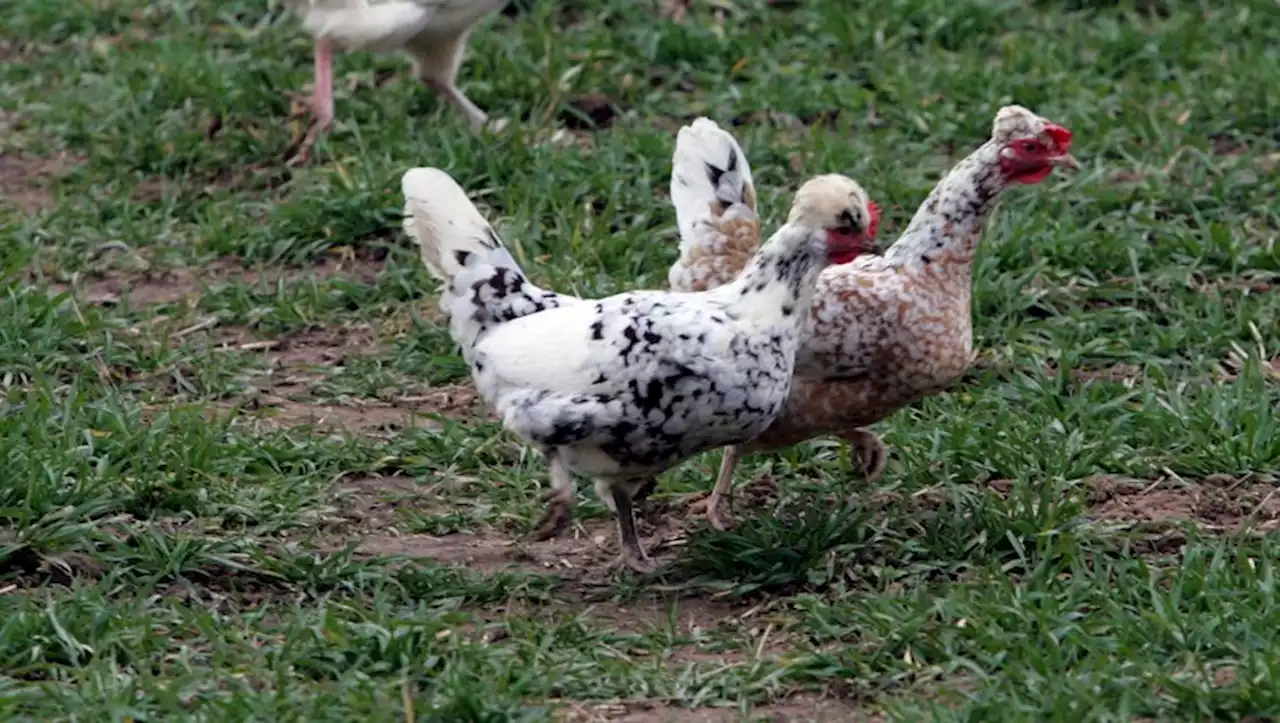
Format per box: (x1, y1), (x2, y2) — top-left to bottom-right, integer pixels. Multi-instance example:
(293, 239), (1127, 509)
(1051, 153), (1081, 171)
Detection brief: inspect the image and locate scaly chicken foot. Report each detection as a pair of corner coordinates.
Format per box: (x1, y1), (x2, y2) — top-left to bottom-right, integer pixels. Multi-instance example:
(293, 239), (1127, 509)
(611, 486), (657, 573)
(687, 445), (740, 532)
(422, 78), (489, 131)
(530, 452), (575, 541)
(842, 428), (888, 483)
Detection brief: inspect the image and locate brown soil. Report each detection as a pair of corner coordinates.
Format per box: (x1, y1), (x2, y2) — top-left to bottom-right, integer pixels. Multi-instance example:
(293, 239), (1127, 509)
(255, 325), (378, 372)
(1083, 473), (1280, 533)
(560, 693), (878, 722)
(352, 514), (689, 582)
(0, 151), (75, 215)
(561, 93), (622, 130)
(197, 320), (491, 433)
(248, 398), (444, 434)
(42, 254), (384, 307)
(1070, 363), (1144, 385)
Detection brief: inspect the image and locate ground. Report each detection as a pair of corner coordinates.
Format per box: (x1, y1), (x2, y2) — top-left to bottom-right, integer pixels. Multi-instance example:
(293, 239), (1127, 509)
(1, 0), (1278, 720)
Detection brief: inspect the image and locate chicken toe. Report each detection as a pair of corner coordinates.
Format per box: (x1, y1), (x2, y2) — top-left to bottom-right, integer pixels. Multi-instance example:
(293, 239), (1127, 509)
(687, 445), (740, 531)
(843, 428), (888, 482)
(424, 78), (489, 131)
(531, 493), (572, 541)
(531, 453), (575, 541)
(687, 493), (734, 532)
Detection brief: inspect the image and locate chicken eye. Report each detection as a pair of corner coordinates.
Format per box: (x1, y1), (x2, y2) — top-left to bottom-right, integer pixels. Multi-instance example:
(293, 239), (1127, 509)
(833, 225), (856, 236)
(1019, 140), (1040, 153)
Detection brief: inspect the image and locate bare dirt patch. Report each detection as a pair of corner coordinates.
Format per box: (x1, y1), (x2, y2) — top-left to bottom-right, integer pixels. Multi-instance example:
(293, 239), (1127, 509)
(328, 475), (428, 531)
(1070, 362), (1144, 385)
(245, 396), (444, 435)
(563, 693), (877, 723)
(1084, 473), (1280, 534)
(42, 253), (383, 307)
(0, 151), (75, 215)
(351, 510), (691, 581)
(560, 92), (622, 130)
(355, 522), (619, 575)
(206, 323), (491, 430)
(253, 325), (378, 373)
(401, 382), (487, 419)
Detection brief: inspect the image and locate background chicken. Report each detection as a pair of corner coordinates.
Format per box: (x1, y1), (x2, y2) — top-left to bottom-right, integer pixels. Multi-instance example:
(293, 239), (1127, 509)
(667, 106), (1080, 529)
(287, 0), (507, 163)
(402, 167), (877, 571)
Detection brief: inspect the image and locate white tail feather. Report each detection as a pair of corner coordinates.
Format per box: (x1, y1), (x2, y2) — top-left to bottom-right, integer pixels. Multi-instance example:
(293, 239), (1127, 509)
(401, 167), (574, 354)
(401, 167), (518, 283)
(667, 118), (761, 292)
(670, 118), (754, 245)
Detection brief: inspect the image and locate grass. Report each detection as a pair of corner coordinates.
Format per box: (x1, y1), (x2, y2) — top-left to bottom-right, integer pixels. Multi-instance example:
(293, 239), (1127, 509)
(2, 0), (1278, 719)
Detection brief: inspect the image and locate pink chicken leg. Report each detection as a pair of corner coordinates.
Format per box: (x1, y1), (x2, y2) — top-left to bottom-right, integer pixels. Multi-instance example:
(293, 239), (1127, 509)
(288, 38), (335, 166)
(311, 38), (335, 131)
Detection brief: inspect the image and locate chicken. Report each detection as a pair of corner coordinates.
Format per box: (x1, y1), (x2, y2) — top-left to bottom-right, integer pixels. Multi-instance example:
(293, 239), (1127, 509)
(287, 0), (507, 163)
(661, 0), (690, 23)
(401, 167), (878, 571)
(667, 106), (1080, 529)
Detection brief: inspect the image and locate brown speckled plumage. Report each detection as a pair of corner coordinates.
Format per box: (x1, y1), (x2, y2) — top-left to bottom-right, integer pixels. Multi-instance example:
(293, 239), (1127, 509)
(667, 106), (1079, 528)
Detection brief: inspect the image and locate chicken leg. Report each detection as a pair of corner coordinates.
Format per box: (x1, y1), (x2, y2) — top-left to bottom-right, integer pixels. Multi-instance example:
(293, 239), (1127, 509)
(423, 77), (489, 131)
(688, 430), (886, 530)
(843, 428), (888, 482)
(288, 38), (336, 166)
(687, 445), (740, 532)
(531, 451), (575, 540)
(611, 485), (657, 573)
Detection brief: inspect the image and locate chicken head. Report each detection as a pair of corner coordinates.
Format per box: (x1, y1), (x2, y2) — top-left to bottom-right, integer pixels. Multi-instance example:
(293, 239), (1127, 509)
(786, 174), (882, 265)
(993, 105), (1081, 185)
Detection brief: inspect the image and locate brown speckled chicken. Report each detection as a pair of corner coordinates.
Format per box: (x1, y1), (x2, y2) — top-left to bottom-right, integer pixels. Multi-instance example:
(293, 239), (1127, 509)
(666, 106), (1080, 529)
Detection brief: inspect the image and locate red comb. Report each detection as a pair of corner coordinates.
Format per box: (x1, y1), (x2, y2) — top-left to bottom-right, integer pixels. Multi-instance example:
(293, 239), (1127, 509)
(868, 201), (881, 237)
(1044, 123), (1072, 150)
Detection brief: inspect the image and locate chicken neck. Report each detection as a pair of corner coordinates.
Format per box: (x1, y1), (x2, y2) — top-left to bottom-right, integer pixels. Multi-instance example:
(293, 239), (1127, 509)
(883, 140), (1010, 274)
(715, 226), (827, 325)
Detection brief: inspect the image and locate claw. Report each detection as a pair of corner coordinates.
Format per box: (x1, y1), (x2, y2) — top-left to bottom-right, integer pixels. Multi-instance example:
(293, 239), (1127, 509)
(844, 429), (888, 483)
(621, 550), (659, 574)
(530, 494), (572, 541)
(688, 494), (733, 531)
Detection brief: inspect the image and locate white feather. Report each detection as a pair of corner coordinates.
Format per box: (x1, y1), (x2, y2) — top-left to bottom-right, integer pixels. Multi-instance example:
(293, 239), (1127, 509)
(402, 167), (513, 282)
(296, 0), (500, 50)
(401, 167), (579, 358)
(667, 117), (761, 292)
(670, 117), (755, 246)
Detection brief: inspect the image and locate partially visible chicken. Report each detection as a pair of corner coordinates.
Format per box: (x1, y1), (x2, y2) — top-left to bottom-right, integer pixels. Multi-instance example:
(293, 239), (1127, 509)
(288, 0), (506, 163)
(661, 0), (690, 23)
(668, 106), (1080, 529)
(402, 167), (878, 571)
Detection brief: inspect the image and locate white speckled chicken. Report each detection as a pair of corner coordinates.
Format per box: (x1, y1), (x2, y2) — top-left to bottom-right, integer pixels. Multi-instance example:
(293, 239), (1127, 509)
(288, 0), (506, 162)
(401, 167), (878, 571)
(667, 106), (1080, 529)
